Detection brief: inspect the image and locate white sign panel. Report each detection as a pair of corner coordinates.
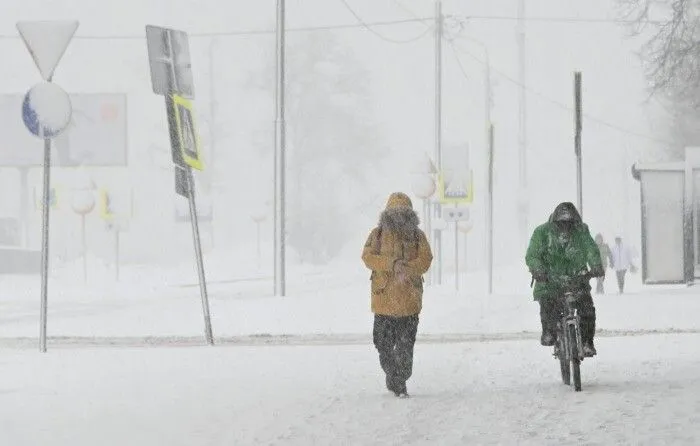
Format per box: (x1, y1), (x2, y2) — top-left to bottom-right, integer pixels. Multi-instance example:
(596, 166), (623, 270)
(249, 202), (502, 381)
(16, 21), (79, 81)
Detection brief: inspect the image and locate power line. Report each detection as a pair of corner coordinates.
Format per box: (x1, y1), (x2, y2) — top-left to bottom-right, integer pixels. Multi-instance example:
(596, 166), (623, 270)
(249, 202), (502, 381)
(452, 15), (665, 25)
(0, 17), (432, 40)
(447, 40), (470, 81)
(391, 0), (432, 26)
(337, 0), (433, 44)
(448, 41), (673, 146)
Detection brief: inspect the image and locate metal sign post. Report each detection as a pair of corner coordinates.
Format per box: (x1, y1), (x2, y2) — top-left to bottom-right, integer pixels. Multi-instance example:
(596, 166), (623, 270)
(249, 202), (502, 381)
(574, 72), (583, 216)
(487, 124), (495, 294)
(443, 206), (470, 290)
(17, 20), (78, 352)
(146, 24), (213, 345)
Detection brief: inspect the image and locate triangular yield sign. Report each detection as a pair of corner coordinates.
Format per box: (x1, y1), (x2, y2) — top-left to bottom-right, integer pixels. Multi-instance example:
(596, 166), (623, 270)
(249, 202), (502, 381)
(16, 20), (79, 80)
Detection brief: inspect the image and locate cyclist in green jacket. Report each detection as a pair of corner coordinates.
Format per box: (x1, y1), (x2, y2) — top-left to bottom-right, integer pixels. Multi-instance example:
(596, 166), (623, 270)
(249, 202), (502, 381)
(525, 202), (605, 357)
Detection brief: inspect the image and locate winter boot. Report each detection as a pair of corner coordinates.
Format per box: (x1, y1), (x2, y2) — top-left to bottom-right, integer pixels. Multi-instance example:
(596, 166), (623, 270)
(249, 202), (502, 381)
(541, 332), (555, 346)
(393, 380), (409, 398)
(583, 342), (597, 357)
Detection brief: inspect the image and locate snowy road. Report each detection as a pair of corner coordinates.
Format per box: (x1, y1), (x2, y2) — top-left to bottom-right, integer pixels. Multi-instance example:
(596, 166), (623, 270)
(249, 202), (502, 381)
(2, 334), (699, 445)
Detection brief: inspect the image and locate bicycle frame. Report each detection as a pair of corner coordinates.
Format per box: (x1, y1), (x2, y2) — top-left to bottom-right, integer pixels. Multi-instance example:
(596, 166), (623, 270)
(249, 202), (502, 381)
(556, 292), (584, 362)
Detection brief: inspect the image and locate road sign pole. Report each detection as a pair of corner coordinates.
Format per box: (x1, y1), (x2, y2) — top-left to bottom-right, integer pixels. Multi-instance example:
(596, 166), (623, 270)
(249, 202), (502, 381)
(274, 0), (287, 297)
(16, 20), (78, 352)
(454, 214), (459, 291)
(186, 168), (213, 345)
(39, 131), (51, 353)
(115, 228), (120, 282)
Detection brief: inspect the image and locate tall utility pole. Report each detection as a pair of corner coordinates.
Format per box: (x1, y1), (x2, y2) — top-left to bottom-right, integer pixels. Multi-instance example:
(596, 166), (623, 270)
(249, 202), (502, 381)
(274, 0), (287, 296)
(574, 72), (583, 215)
(517, 0), (528, 250)
(487, 124), (495, 294)
(434, 0), (443, 285)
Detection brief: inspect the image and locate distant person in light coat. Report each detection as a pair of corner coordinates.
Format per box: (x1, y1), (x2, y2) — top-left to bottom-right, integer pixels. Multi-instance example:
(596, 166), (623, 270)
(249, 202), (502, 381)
(610, 236), (636, 294)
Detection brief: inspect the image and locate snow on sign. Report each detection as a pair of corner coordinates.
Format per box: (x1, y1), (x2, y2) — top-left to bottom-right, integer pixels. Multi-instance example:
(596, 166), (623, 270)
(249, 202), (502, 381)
(172, 94), (203, 171)
(16, 21), (79, 81)
(21, 82), (72, 138)
(438, 142), (474, 204)
(145, 25), (195, 98)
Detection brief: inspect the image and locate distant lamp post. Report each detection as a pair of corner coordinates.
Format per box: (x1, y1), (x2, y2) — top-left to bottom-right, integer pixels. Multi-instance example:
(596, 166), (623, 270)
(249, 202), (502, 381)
(71, 173), (95, 283)
(251, 205), (268, 270)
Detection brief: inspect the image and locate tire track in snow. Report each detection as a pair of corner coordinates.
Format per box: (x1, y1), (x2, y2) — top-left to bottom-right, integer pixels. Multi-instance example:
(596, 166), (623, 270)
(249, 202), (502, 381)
(0, 328), (699, 349)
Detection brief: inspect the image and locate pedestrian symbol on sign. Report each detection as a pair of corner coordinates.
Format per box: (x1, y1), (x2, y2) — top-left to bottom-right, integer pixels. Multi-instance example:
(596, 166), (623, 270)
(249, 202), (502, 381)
(172, 94), (203, 171)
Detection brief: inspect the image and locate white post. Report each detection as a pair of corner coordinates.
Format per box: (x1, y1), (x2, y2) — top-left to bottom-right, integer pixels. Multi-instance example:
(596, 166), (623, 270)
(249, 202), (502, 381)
(434, 0), (443, 285)
(454, 217), (459, 291)
(487, 124), (494, 294)
(39, 130), (51, 353)
(274, 0), (287, 296)
(81, 214), (87, 283)
(574, 72), (583, 216)
(517, 0), (528, 250)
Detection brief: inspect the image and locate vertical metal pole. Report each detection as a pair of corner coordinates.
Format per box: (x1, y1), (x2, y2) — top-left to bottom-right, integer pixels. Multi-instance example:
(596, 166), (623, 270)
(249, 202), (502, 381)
(487, 124), (494, 294)
(39, 130), (51, 353)
(454, 218), (459, 291)
(274, 0), (287, 296)
(256, 221), (261, 269)
(424, 198), (432, 286)
(434, 0), (443, 285)
(115, 229), (120, 282)
(209, 39), (216, 175)
(186, 169), (214, 345)
(517, 0), (528, 250)
(208, 39), (217, 247)
(19, 167), (30, 248)
(574, 72), (583, 216)
(81, 214), (87, 283)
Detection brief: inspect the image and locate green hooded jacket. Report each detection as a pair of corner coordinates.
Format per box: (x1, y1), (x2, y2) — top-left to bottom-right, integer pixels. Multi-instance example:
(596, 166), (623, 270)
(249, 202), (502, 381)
(525, 202), (603, 301)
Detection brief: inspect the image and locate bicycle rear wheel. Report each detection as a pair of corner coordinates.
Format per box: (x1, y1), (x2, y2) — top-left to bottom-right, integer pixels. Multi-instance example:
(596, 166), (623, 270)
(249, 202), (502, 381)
(569, 325), (582, 391)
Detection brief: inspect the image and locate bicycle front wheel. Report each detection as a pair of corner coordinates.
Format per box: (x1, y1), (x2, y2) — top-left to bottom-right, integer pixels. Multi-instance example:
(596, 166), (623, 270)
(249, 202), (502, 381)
(558, 333), (570, 385)
(569, 325), (582, 391)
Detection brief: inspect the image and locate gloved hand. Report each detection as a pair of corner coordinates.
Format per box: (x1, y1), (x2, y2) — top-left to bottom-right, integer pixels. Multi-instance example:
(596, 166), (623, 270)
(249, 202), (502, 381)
(589, 265), (605, 278)
(394, 260), (409, 284)
(532, 271), (548, 282)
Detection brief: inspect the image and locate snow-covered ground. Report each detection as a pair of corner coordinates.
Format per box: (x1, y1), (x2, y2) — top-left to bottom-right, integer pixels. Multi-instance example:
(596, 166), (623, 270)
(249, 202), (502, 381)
(1, 258), (699, 444)
(2, 334), (700, 445)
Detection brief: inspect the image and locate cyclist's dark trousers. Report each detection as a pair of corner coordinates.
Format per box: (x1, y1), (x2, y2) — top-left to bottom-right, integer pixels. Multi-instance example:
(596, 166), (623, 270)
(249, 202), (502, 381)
(373, 314), (419, 383)
(539, 294), (596, 344)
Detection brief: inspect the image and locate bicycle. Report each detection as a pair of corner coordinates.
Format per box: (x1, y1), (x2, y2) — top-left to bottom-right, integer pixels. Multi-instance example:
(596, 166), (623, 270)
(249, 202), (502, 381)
(552, 270), (592, 392)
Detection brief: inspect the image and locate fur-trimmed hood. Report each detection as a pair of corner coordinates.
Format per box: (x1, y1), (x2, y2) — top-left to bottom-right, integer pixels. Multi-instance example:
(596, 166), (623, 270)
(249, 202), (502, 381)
(379, 192), (420, 241)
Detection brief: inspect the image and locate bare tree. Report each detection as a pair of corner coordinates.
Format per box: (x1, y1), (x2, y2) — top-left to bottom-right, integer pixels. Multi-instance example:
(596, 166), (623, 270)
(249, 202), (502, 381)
(619, 0), (700, 104)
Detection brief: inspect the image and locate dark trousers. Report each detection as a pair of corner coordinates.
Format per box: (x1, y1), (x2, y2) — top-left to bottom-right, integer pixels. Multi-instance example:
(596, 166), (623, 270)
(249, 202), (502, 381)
(616, 270), (627, 293)
(373, 314), (419, 384)
(539, 293), (596, 345)
(595, 277), (605, 294)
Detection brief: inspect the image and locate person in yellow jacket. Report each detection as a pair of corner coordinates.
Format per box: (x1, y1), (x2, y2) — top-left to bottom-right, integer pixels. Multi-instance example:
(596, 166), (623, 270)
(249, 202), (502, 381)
(361, 192), (433, 398)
